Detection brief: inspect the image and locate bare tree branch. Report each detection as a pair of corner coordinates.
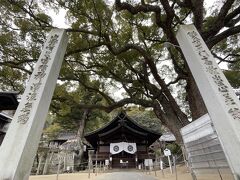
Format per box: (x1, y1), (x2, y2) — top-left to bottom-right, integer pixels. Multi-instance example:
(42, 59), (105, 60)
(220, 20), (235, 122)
(202, 0), (235, 39)
(76, 98), (153, 113)
(224, 6), (240, 27)
(207, 24), (240, 48)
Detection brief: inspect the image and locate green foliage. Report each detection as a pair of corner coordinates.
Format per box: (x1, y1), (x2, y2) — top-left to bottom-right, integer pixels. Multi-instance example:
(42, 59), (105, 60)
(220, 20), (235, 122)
(203, 16), (217, 32)
(0, 1), (49, 92)
(44, 123), (63, 139)
(48, 80), (111, 134)
(224, 70), (240, 88)
(127, 106), (162, 133)
(166, 143), (181, 155)
(0, 66), (26, 91)
(85, 110), (110, 133)
(155, 149), (162, 157)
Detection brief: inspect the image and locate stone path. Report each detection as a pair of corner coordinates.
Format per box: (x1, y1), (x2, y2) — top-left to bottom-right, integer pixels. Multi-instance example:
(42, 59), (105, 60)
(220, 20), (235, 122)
(95, 172), (157, 180)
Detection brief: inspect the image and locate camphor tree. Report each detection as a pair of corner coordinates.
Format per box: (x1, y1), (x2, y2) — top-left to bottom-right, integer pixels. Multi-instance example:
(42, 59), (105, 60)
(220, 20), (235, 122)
(0, 0), (240, 143)
(45, 79), (111, 169)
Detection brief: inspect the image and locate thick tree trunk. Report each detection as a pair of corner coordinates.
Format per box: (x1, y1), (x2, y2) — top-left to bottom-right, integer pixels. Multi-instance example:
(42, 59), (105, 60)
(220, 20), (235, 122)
(186, 73), (208, 120)
(151, 73), (208, 144)
(153, 113), (183, 144)
(153, 99), (188, 144)
(74, 109), (89, 171)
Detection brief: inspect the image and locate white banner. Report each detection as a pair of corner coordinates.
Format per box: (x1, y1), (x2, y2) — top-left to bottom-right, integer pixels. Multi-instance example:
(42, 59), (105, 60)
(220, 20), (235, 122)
(110, 142), (137, 154)
(110, 142), (124, 154)
(123, 142), (137, 154)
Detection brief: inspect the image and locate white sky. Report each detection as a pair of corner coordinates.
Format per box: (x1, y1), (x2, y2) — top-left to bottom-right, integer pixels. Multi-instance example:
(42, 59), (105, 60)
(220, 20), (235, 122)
(48, 8), (69, 28)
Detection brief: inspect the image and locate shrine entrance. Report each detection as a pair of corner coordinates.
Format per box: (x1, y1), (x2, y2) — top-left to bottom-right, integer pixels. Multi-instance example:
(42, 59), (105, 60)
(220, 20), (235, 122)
(112, 151), (135, 169)
(85, 112), (161, 169)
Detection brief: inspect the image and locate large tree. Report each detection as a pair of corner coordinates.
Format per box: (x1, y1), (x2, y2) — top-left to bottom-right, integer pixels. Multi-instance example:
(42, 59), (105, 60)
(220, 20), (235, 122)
(0, 0), (240, 143)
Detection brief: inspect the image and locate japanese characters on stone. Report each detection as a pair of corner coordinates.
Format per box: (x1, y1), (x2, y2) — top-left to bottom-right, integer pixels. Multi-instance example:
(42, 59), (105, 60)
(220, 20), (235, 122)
(17, 34), (59, 124)
(187, 31), (240, 121)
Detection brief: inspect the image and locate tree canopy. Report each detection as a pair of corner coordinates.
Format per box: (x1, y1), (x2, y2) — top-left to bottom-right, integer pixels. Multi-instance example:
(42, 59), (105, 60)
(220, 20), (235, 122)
(0, 0), (240, 142)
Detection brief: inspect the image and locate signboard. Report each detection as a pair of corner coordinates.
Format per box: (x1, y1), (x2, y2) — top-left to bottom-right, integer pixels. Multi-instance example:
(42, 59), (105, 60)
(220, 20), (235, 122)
(105, 159), (109, 165)
(144, 159), (153, 166)
(164, 148), (171, 156)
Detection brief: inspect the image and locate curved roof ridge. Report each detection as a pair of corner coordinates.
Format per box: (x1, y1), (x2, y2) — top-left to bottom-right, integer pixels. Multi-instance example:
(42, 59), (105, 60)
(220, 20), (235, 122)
(84, 112), (121, 136)
(85, 111), (161, 137)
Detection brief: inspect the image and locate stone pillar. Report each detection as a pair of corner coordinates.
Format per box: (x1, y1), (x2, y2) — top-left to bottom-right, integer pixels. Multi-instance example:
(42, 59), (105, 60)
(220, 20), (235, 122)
(176, 24), (240, 179)
(0, 29), (68, 180)
(95, 151), (98, 176)
(99, 161), (102, 173)
(36, 153), (44, 175)
(42, 152), (50, 175)
(64, 151), (67, 172)
(88, 150), (94, 178)
(135, 154), (138, 169)
(42, 151), (54, 175)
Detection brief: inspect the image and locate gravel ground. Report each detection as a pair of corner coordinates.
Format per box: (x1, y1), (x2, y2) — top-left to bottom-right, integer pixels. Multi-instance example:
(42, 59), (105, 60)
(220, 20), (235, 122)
(95, 172), (157, 180)
(29, 165), (192, 180)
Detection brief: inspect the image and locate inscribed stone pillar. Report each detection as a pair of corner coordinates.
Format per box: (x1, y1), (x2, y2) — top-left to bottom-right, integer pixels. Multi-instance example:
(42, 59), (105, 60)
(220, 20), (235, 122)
(176, 24), (240, 179)
(0, 29), (68, 180)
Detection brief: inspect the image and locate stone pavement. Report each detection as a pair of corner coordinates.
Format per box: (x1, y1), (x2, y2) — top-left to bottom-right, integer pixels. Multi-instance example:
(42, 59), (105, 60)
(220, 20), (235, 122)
(95, 172), (157, 180)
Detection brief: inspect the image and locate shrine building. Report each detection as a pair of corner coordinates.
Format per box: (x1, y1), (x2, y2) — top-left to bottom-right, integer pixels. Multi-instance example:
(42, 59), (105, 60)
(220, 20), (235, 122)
(0, 92), (18, 111)
(84, 112), (161, 169)
(0, 92), (18, 145)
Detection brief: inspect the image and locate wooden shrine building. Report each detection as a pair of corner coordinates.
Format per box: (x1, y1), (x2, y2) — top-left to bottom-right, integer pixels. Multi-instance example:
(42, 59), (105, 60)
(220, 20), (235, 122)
(84, 112), (161, 169)
(0, 92), (18, 111)
(0, 92), (18, 145)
